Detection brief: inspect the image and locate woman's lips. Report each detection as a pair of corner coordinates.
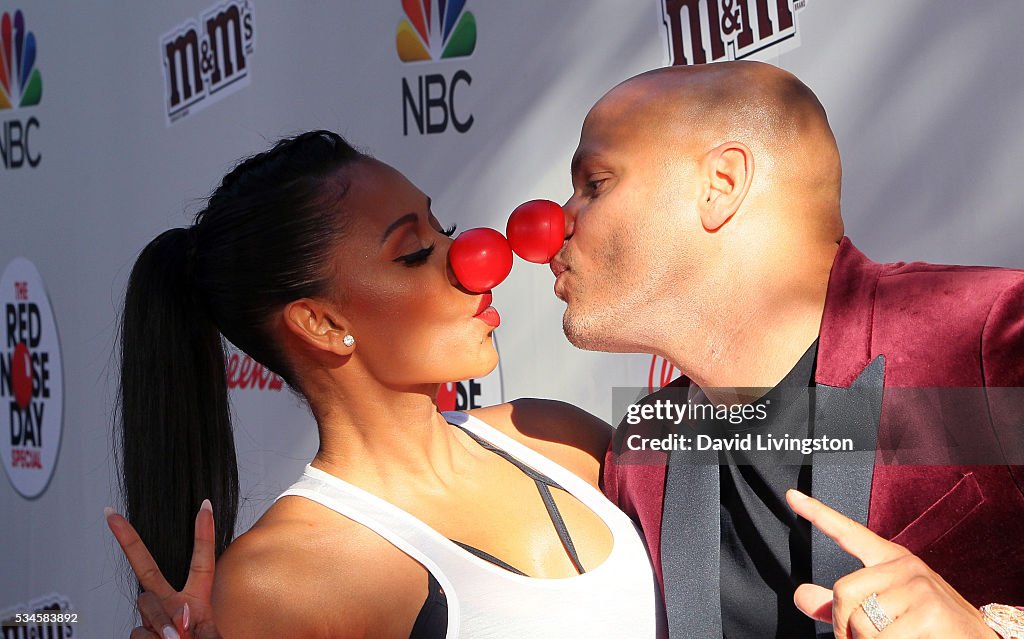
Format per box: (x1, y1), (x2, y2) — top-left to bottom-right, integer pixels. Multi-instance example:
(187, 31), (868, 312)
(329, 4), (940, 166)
(473, 292), (500, 327)
(474, 306), (500, 328)
(475, 292), (492, 315)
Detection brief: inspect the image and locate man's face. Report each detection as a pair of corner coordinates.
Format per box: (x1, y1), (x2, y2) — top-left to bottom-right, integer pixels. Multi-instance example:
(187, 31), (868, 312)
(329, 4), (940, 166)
(553, 93), (702, 353)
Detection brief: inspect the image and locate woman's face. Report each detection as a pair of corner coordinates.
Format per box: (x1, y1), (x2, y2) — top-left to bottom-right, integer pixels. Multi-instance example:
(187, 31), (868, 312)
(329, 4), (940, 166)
(323, 159), (498, 387)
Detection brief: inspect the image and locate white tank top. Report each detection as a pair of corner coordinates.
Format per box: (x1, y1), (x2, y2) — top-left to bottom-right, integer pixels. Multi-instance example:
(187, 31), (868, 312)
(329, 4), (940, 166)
(275, 410), (660, 638)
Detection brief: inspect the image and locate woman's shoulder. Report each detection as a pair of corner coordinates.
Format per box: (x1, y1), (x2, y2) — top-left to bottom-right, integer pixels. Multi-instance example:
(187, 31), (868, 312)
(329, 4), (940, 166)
(211, 498), (429, 638)
(464, 398), (612, 489)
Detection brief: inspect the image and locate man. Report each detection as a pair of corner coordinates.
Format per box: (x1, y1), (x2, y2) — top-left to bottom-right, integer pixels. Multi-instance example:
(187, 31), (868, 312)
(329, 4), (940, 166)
(555, 61), (1024, 637)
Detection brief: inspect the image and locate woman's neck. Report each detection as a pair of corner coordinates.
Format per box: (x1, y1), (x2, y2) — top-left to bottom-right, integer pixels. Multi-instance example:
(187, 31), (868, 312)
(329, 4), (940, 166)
(308, 377), (474, 495)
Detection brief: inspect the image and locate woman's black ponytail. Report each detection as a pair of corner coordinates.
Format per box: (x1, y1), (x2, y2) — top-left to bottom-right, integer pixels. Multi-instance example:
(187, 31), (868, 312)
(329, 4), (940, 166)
(115, 131), (365, 591)
(117, 226), (237, 591)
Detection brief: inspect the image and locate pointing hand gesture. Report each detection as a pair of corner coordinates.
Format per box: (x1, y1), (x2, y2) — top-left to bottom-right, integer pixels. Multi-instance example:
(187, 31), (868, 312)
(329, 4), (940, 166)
(786, 490), (998, 638)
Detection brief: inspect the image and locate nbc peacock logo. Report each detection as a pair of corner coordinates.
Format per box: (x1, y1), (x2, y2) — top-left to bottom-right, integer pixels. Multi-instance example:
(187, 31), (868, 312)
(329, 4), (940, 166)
(396, 0), (476, 63)
(1, 9), (42, 170)
(0, 10), (42, 111)
(397, 1), (477, 135)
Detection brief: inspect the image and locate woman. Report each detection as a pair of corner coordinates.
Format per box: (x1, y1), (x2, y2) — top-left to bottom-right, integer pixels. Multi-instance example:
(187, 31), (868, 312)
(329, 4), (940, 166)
(108, 130), (662, 638)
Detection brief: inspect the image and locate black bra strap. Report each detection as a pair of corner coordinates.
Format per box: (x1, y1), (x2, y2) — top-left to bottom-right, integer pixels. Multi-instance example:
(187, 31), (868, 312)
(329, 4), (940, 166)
(450, 540), (529, 576)
(454, 424), (568, 490)
(451, 422), (586, 575)
(534, 480), (586, 574)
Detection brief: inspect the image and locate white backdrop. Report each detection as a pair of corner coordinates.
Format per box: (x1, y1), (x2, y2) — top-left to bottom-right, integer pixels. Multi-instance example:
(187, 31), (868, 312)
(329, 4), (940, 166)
(2, 1), (1023, 635)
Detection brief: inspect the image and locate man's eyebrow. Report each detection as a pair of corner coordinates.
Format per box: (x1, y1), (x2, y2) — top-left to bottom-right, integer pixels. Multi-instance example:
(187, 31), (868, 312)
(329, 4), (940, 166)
(381, 212), (418, 244)
(571, 149), (601, 178)
(571, 150), (586, 177)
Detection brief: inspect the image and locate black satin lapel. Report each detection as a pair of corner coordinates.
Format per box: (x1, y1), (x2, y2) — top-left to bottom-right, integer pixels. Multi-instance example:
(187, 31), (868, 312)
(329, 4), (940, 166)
(811, 354), (885, 638)
(660, 445), (721, 638)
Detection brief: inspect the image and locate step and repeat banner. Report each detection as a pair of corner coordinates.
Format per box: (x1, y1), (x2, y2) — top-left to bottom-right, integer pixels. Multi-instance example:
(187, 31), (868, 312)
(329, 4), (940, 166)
(2, 1), (1022, 635)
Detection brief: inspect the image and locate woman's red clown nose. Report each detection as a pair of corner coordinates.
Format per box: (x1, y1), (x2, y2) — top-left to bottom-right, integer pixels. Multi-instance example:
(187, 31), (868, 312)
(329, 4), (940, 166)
(448, 200), (565, 293)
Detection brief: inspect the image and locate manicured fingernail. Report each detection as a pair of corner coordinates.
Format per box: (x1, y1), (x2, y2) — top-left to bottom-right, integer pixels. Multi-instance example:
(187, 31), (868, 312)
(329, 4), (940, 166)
(103, 506), (115, 519)
(201, 498), (212, 513)
(182, 602), (190, 630)
(162, 625), (180, 639)
(788, 489), (809, 502)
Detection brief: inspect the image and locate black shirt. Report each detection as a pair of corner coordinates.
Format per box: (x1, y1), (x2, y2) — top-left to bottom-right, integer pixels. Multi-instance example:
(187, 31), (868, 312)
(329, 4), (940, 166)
(718, 340), (818, 639)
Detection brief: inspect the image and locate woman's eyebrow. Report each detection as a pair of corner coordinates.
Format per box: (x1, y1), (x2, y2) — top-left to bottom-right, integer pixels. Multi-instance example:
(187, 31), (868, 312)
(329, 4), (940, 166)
(380, 212), (418, 244)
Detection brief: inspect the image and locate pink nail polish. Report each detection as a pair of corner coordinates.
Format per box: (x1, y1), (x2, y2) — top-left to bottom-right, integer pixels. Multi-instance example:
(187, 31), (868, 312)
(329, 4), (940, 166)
(201, 499), (212, 513)
(182, 602), (190, 630)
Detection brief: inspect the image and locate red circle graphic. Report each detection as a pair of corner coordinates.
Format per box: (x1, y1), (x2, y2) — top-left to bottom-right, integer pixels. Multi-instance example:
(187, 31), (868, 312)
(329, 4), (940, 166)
(12, 341), (33, 410)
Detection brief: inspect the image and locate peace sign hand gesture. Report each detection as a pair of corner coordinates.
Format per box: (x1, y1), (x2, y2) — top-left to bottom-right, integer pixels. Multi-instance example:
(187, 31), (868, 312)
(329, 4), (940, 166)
(105, 500), (221, 639)
(786, 489), (999, 638)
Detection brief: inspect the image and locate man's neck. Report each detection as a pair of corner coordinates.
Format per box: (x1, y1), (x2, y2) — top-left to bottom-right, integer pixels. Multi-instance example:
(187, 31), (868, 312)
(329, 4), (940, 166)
(666, 241), (837, 401)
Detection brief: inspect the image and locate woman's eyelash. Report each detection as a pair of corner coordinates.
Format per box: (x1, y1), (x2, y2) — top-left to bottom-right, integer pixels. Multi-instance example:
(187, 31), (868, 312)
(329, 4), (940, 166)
(392, 222), (454, 266)
(394, 244), (436, 266)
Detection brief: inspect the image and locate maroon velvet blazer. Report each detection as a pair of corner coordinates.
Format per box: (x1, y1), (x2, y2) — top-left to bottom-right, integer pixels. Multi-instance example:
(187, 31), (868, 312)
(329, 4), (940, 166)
(602, 237), (1024, 635)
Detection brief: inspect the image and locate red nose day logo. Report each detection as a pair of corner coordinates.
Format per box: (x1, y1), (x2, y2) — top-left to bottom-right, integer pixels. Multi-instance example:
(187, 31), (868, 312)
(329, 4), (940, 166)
(1, 258), (63, 499)
(436, 333), (504, 411)
(662, 0), (807, 65)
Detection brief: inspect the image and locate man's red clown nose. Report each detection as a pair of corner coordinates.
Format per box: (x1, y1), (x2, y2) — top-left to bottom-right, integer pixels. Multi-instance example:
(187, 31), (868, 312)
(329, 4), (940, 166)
(448, 200), (566, 293)
(506, 200), (565, 264)
(449, 227), (514, 293)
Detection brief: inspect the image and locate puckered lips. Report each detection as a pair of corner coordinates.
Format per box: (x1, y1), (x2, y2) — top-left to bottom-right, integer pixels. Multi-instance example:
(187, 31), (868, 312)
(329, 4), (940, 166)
(550, 256), (570, 299)
(473, 291), (500, 328)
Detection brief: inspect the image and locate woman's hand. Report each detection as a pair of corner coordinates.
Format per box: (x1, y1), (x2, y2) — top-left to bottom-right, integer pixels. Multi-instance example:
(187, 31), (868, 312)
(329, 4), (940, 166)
(105, 500), (221, 639)
(786, 489), (998, 638)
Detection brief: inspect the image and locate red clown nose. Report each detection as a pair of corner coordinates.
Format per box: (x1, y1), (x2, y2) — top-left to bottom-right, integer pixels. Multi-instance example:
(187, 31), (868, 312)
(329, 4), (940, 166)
(506, 199), (565, 264)
(449, 227), (513, 293)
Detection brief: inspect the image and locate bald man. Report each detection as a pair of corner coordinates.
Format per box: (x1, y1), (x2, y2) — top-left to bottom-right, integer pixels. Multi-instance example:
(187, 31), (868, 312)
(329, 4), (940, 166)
(557, 62), (1024, 638)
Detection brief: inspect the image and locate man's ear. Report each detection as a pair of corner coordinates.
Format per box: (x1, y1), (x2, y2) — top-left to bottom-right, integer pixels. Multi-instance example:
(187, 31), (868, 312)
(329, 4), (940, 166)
(698, 141), (754, 231)
(282, 298), (356, 357)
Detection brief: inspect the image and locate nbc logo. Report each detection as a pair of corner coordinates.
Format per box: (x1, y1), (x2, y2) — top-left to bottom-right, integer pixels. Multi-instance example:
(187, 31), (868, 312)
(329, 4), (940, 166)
(396, 0), (476, 62)
(0, 10), (42, 110)
(0, 9), (42, 170)
(397, 1), (476, 136)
